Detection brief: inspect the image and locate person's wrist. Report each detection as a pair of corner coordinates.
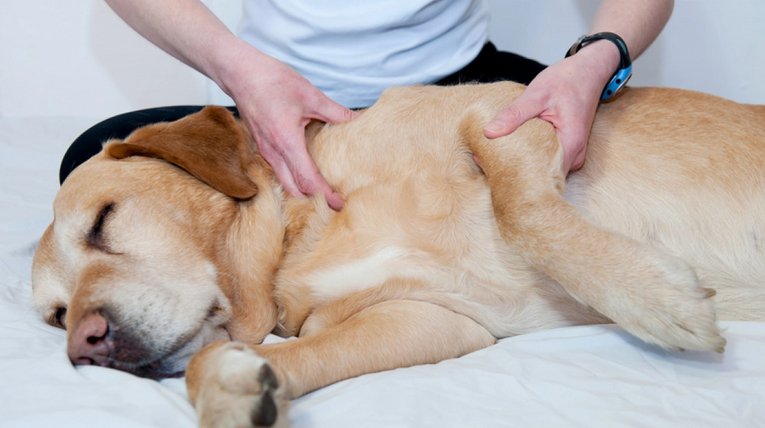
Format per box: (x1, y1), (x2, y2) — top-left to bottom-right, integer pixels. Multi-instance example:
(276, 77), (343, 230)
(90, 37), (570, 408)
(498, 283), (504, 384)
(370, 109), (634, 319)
(566, 32), (633, 100)
(207, 36), (267, 100)
(571, 39), (622, 87)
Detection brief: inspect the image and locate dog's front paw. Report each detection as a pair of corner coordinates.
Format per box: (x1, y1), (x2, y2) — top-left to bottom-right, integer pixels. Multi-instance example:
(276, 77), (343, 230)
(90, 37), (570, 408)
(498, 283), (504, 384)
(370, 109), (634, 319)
(606, 252), (725, 352)
(196, 342), (288, 428)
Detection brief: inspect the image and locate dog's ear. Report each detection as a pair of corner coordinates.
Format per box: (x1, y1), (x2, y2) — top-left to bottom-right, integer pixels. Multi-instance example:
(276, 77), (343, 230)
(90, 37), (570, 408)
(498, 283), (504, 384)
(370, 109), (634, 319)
(105, 106), (259, 200)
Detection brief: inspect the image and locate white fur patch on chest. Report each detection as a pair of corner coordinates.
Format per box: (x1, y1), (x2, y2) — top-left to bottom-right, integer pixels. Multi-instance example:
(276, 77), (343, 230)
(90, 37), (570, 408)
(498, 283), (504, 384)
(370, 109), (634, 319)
(306, 246), (418, 302)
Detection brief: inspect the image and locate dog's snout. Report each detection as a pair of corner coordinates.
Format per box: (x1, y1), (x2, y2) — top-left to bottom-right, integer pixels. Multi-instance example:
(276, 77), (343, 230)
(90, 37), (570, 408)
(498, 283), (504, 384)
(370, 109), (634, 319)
(64, 307), (183, 378)
(67, 312), (110, 366)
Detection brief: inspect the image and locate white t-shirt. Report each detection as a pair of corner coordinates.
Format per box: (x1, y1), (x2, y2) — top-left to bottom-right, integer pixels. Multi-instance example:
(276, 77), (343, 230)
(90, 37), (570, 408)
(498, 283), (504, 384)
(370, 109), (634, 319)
(239, 0), (490, 108)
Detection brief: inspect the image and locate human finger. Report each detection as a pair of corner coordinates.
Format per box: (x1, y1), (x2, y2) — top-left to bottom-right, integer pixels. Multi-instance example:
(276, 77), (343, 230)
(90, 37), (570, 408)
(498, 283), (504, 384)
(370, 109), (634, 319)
(283, 136), (345, 210)
(555, 123), (589, 175)
(483, 93), (546, 139)
(267, 152), (306, 198)
(310, 96), (360, 125)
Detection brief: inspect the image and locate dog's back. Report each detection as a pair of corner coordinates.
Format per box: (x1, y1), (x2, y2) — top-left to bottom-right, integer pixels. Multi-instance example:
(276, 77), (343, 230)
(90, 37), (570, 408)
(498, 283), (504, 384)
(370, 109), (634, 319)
(568, 87), (765, 320)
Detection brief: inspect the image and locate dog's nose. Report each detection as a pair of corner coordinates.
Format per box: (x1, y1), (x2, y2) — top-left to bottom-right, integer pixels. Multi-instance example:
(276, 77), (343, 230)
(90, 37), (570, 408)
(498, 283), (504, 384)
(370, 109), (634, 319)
(67, 312), (110, 366)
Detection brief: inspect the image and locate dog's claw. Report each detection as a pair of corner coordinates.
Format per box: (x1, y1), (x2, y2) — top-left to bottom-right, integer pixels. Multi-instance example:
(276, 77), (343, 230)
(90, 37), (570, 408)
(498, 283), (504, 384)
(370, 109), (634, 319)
(257, 363), (280, 390)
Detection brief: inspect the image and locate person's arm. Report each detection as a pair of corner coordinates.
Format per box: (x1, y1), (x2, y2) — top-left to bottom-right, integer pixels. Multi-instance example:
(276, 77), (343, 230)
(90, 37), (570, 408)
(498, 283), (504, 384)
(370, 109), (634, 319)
(105, 0), (356, 210)
(484, 0), (674, 175)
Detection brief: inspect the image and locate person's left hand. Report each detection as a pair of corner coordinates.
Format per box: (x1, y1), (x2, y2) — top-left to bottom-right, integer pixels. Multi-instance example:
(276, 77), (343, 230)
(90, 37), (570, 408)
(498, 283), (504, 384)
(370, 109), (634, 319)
(483, 41), (620, 175)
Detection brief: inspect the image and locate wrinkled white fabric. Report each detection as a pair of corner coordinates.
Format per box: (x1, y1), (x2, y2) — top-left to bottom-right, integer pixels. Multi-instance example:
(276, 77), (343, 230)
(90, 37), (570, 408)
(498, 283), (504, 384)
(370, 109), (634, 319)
(1, 116), (764, 427)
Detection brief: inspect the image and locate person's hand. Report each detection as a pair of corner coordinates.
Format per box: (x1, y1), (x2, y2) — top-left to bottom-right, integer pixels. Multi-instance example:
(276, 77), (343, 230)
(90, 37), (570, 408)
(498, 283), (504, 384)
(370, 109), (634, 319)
(224, 49), (359, 211)
(103, 0), (358, 210)
(483, 41), (620, 175)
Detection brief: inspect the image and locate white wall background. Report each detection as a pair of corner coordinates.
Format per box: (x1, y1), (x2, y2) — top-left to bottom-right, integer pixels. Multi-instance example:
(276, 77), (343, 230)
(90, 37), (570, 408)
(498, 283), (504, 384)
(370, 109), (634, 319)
(1, 0), (764, 120)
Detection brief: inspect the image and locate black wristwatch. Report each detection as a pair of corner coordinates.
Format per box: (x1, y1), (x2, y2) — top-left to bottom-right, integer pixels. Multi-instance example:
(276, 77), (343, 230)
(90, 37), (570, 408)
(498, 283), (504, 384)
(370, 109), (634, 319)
(566, 32), (632, 100)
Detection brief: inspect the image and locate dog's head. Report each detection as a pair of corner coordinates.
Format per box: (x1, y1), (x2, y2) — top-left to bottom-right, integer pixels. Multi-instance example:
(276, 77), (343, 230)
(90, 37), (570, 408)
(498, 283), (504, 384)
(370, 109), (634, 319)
(31, 107), (283, 379)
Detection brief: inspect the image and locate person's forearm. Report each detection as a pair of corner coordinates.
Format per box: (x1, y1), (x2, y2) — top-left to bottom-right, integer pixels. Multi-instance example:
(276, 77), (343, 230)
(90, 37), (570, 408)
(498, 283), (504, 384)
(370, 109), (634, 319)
(590, 0), (674, 60)
(104, 0), (259, 94)
(565, 0), (673, 92)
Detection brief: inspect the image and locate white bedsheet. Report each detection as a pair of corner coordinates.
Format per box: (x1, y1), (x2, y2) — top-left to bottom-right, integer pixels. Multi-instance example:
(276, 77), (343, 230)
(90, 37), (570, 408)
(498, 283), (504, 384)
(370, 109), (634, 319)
(1, 116), (763, 428)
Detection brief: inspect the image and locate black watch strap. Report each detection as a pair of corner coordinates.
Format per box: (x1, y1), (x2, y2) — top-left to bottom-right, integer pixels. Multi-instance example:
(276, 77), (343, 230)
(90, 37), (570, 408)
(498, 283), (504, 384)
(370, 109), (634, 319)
(566, 32), (633, 100)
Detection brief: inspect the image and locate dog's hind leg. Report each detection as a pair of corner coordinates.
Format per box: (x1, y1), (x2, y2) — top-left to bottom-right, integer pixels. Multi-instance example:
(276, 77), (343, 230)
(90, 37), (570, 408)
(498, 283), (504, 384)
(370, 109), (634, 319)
(186, 299), (494, 428)
(460, 112), (724, 352)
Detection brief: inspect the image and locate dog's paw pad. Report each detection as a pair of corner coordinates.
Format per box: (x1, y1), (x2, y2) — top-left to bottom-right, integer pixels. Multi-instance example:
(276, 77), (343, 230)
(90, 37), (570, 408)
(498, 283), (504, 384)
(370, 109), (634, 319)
(250, 389), (278, 427)
(242, 363), (281, 426)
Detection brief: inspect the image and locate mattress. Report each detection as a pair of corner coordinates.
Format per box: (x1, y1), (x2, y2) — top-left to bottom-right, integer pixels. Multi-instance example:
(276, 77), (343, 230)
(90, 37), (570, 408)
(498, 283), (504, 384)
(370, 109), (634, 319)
(1, 116), (764, 428)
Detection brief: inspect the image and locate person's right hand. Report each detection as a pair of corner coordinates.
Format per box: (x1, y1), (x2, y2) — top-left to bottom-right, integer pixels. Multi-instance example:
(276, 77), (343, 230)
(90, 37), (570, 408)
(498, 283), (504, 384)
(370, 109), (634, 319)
(223, 48), (358, 211)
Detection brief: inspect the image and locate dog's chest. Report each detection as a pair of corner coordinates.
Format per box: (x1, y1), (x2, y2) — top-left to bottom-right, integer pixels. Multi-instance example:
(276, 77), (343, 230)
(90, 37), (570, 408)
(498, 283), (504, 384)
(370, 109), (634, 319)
(303, 245), (424, 301)
(272, 176), (547, 337)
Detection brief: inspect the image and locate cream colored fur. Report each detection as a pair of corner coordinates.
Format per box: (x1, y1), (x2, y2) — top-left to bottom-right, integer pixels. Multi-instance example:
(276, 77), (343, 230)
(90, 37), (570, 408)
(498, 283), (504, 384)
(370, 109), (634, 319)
(31, 82), (765, 427)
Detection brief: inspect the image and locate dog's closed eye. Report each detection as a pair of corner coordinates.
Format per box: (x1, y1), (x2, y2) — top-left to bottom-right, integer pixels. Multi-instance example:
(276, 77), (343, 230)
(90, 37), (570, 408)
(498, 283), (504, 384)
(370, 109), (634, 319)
(86, 202), (117, 254)
(49, 306), (67, 329)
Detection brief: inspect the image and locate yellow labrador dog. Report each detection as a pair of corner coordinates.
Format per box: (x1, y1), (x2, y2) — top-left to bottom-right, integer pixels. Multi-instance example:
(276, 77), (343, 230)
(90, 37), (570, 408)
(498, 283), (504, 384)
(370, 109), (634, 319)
(32, 82), (765, 427)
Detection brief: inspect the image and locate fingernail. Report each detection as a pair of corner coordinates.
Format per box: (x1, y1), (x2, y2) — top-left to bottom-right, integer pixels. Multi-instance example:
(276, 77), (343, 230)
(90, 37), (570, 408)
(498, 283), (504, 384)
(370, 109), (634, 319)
(484, 120), (504, 136)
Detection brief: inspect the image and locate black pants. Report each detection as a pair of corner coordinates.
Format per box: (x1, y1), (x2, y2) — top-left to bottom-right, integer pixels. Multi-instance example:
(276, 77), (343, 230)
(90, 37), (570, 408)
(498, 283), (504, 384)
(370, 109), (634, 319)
(59, 42), (545, 184)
